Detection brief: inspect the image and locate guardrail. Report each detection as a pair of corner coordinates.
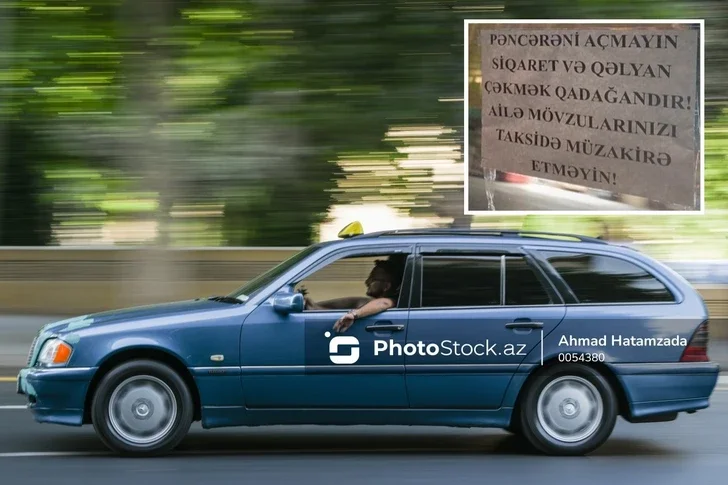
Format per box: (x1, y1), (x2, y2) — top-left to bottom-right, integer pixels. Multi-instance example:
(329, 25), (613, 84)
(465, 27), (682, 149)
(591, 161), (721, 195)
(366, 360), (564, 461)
(0, 248), (726, 337)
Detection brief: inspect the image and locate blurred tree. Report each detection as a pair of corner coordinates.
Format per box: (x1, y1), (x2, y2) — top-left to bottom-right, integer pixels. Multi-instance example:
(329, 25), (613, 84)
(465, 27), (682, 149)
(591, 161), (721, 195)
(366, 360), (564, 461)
(1, 0), (727, 248)
(221, 0), (516, 235)
(0, 1), (111, 244)
(0, 123), (53, 245)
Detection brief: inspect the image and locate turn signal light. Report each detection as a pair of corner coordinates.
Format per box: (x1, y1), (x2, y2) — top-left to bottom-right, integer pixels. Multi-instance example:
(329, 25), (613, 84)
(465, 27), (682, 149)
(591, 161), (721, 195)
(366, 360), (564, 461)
(37, 339), (74, 366)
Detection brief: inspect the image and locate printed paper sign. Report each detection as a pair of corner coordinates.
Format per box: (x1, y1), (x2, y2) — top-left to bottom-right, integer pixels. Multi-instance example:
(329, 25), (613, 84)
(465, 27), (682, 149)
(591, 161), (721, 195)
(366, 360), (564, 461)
(479, 26), (700, 206)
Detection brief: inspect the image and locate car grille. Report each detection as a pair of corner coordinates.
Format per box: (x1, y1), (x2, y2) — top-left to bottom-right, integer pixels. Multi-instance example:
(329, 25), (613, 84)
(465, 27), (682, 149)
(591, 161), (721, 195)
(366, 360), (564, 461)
(26, 335), (39, 366)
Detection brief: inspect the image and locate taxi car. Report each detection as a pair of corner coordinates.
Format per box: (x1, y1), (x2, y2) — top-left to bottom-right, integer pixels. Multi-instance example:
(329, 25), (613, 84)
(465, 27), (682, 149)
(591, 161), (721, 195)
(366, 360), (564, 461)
(16, 223), (720, 456)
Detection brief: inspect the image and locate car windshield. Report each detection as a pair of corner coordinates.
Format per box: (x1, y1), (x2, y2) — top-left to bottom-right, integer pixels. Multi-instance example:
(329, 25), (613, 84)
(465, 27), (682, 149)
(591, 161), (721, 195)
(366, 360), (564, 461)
(226, 244), (323, 301)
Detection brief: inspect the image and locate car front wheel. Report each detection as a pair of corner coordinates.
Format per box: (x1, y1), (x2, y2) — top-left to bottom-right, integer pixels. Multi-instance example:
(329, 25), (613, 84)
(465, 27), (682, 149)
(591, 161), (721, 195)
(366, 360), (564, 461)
(91, 359), (194, 456)
(518, 364), (618, 456)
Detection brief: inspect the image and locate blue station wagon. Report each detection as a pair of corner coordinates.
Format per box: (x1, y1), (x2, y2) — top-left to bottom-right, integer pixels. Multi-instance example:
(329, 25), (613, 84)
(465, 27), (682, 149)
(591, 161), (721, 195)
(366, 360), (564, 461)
(16, 225), (720, 456)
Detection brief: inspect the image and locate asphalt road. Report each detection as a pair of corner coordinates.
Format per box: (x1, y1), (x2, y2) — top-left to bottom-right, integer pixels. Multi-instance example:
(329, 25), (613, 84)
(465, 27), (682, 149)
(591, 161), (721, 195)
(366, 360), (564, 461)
(1, 381), (728, 484)
(0, 315), (54, 367)
(467, 176), (640, 211)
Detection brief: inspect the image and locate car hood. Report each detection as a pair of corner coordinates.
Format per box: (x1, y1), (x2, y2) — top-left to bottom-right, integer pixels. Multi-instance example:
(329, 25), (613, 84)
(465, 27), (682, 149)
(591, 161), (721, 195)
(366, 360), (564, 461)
(40, 298), (239, 335)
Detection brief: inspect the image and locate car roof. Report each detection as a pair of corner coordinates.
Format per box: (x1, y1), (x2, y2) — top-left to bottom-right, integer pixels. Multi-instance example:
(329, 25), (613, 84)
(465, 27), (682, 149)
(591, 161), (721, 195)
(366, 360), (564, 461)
(325, 228), (625, 253)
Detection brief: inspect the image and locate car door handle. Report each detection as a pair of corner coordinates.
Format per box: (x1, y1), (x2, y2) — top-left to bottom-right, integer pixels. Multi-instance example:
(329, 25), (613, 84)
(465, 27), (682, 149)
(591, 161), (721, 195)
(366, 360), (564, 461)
(505, 321), (543, 329)
(365, 323), (405, 332)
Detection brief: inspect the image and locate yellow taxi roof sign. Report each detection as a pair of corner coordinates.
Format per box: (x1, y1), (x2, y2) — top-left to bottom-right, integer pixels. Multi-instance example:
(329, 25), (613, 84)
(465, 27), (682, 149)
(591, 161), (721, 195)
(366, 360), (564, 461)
(338, 221), (364, 239)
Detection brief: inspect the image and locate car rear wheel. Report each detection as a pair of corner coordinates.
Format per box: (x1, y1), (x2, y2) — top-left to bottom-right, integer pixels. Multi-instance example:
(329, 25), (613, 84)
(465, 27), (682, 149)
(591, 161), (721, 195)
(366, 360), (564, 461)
(518, 364), (617, 455)
(91, 359), (194, 456)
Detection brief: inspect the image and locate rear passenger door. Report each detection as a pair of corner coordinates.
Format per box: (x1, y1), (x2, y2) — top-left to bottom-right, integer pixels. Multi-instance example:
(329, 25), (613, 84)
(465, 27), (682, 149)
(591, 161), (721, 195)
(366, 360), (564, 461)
(404, 244), (566, 409)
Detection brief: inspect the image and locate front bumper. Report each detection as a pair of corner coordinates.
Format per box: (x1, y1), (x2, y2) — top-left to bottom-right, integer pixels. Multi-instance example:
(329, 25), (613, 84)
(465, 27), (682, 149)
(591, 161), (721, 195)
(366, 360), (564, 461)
(17, 366), (96, 426)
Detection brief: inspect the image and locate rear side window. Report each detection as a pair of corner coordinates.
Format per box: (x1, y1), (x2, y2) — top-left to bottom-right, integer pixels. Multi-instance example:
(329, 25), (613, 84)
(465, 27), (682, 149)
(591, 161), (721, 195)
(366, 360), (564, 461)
(421, 257), (500, 307)
(505, 256), (552, 305)
(540, 251), (675, 303)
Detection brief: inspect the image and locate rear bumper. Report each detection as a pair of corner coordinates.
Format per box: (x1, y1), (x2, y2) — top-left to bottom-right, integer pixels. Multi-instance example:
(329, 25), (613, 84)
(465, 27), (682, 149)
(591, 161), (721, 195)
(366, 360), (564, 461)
(17, 366), (96, 426)
(612, 362), (720, 418)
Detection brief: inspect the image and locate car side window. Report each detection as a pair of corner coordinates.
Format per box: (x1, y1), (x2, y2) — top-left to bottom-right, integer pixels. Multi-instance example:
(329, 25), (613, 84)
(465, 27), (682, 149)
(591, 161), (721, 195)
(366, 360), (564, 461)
(505, 256), (552, 305)
(540, 250), (675, 303)
(421, 256), (500, 307)
(294, 251), (410, 310)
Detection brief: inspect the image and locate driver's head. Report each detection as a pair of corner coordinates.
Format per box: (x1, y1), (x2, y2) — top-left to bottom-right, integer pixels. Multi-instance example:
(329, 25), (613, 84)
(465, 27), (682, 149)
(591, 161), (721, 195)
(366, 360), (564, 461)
(365, 257), (404, 299)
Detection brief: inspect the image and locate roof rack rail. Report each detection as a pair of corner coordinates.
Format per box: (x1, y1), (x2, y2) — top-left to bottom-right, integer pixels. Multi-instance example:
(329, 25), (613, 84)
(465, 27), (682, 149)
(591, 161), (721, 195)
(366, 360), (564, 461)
(356, 228), (609, 244)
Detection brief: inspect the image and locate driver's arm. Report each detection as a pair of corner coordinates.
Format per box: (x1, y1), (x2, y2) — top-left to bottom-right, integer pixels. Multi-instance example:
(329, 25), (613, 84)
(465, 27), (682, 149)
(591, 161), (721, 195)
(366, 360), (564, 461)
(352, 297), (394, 318)
(306, 296), (371, 310)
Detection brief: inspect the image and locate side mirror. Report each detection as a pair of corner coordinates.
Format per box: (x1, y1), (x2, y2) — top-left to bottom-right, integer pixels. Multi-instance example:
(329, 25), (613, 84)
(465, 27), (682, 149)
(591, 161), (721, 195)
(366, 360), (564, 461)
(273, 292), (304, 314)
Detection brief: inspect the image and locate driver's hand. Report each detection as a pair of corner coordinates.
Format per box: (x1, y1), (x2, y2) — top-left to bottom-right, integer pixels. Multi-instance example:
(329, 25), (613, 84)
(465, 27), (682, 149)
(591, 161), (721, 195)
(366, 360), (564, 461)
(333, 312), (355, 333)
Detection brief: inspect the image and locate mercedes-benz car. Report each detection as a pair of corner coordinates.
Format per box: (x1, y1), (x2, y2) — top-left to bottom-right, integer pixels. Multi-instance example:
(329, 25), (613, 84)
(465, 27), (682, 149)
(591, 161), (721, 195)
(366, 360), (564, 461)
(16, 224), (720, 456)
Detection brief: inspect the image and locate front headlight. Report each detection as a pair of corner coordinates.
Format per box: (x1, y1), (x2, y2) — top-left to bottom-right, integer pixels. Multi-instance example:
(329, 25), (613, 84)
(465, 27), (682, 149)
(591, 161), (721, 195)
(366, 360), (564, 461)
(37, 339), (73, 367)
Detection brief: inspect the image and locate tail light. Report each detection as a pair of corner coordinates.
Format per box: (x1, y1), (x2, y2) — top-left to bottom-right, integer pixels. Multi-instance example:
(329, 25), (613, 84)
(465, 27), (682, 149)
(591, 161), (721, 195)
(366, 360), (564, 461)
(680, 321), (710, 362)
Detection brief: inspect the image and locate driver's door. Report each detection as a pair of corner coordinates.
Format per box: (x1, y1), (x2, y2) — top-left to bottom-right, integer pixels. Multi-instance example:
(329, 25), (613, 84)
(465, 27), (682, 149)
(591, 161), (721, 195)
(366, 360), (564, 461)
(240, 244), (414, 409)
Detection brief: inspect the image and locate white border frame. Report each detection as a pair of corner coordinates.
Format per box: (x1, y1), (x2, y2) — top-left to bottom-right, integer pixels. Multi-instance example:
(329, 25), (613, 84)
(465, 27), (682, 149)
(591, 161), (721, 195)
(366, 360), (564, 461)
(463, 19), (705, 216)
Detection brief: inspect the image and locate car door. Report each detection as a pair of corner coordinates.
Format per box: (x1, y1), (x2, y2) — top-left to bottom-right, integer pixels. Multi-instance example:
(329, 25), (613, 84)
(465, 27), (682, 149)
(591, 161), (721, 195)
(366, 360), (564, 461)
(241, 244), (414, 409)
(404, 243), (566, 409)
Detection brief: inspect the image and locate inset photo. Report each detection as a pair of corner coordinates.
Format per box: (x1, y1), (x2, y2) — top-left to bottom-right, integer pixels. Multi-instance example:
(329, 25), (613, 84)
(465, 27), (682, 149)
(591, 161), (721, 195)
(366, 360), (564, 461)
(465, 20), (704, 213)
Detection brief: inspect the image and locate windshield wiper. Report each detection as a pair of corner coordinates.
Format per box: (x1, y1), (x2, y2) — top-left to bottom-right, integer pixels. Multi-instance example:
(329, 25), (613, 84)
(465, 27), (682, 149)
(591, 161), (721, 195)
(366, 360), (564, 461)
(206, 295), (244, 304)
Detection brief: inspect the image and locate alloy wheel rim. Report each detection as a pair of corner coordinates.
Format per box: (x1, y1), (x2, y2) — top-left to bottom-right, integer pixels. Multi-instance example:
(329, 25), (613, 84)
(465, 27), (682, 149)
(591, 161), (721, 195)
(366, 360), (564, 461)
(108, 375), (178, 445)
(536, 375), (603, 443)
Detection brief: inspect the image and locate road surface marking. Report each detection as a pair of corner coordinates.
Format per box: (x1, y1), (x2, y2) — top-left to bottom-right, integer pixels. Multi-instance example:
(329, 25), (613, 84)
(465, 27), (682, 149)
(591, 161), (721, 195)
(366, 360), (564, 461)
(0, 406), (27, 410)
(0, 377), (16, 383)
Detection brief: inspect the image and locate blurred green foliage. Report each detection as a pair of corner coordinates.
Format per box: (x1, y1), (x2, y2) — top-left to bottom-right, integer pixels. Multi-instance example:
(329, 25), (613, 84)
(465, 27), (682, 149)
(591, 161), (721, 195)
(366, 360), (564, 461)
(0, 0), (726, 250)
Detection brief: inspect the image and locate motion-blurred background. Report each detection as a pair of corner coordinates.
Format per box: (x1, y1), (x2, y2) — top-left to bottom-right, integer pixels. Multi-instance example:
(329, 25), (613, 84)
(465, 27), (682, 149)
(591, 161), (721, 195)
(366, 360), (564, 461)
(0, 0), (727, 366)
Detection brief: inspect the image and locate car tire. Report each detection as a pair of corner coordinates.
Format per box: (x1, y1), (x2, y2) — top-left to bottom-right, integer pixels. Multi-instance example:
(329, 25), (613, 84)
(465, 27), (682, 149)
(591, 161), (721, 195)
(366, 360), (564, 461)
(91, 359), (194, 456)
(517, 364), (618, 456)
